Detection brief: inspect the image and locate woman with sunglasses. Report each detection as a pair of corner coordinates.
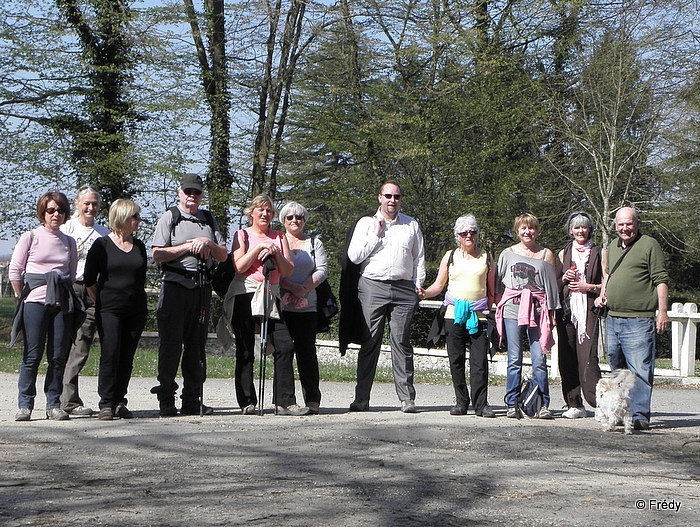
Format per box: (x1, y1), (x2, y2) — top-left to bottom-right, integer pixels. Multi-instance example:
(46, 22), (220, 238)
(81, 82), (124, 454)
(278, 202), (325, 414)
(229, 194), (308, 416)
(9, 191), (81, 421)
(495, 212), (560, 419)
(555, 212), (605, 419)
(84, 199), (147, 420)
(419, 215), (497, 417)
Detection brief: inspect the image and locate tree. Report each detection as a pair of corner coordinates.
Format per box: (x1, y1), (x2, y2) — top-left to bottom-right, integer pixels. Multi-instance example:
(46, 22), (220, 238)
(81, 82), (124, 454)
(182, 0), (233, 236)
(250, 0), (309, 198)
(55, 0), (140, 209)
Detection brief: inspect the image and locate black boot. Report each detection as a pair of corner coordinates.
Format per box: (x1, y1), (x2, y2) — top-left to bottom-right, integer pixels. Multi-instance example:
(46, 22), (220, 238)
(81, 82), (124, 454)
(151, 385), (177, 417)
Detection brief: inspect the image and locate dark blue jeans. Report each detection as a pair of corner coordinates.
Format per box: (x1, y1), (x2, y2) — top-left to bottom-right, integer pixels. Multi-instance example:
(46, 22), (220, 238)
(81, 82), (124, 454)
(606, 316), (655, 422)
(18, 302), (73, 410)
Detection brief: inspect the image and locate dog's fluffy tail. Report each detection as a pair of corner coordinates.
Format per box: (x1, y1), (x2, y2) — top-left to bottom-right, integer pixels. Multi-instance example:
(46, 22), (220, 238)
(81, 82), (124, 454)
(610, 368), (636, 392)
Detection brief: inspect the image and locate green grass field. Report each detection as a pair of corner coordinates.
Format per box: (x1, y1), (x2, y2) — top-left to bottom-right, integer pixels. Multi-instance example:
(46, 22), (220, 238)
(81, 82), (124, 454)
(1, 297), (698, 382)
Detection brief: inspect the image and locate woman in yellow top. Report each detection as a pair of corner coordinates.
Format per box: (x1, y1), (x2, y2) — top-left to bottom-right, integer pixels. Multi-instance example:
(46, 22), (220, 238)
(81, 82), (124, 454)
(419, 215), (496, 417)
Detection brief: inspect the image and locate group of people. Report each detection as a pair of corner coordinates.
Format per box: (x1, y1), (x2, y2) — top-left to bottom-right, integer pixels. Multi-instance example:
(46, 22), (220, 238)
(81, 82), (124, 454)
(343, 181), (668, 432)
(10, 189), (147, 421)
(9, 176), (669, 431)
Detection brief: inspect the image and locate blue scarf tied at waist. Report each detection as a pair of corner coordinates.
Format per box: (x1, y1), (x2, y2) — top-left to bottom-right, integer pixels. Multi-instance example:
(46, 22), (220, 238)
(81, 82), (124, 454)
(445, 294), (489, 335)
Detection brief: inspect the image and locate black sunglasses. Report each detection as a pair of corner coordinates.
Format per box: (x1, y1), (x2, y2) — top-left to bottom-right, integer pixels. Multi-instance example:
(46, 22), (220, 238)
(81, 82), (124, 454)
(285, 214), (305, 221)
(183, 188), (202, 196)
(382, 194), (402, 200)
(45, 207), (66, 215)
(458, 230), (477, 237)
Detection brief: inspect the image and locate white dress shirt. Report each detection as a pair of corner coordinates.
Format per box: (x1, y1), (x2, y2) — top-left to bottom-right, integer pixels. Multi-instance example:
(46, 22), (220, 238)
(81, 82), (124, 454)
(347, 208), (425, 288)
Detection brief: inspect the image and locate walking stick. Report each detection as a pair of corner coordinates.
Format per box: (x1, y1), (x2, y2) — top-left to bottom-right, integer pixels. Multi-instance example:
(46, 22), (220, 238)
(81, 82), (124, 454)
(196, 256), (209, 417)
(257, 257), (276, 416)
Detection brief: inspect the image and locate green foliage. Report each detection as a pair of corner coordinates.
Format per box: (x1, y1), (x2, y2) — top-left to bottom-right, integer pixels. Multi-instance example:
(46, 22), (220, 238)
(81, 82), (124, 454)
(54, 0), (141, 209)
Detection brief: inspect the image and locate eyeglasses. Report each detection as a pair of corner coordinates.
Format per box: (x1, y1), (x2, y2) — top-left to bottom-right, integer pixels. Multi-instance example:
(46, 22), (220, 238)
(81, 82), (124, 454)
(183, 188), (202, 196)
(285, 214), (304, 221)
(45, 207), (66, 215)
(458, 230), (478, 237)
(382, 194), (402, 200)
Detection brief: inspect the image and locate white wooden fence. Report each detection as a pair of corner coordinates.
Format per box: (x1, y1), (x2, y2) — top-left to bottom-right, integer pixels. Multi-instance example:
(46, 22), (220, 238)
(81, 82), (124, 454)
(399, 300), (699, 379)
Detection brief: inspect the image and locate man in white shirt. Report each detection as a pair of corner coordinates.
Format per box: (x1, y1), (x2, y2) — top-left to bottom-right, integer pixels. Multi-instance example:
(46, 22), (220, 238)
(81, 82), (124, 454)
(347, 181), (425, 413)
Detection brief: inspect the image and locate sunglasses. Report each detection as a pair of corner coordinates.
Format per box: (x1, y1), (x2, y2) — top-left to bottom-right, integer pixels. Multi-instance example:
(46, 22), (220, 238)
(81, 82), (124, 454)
(458, 230), (478, 237)
(45, 207), (66, 215)
(183, 188), (202, 196)
(285, 214), (304, 221)
(382, 194), (402, 200)
(132, 214), (141, 220)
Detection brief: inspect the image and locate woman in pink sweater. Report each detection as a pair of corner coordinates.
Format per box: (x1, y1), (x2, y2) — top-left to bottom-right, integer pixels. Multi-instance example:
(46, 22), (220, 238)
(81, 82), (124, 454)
(9, 191), (81, 422)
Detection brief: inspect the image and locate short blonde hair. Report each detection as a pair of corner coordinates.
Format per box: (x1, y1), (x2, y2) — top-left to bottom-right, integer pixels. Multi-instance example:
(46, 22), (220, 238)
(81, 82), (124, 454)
(513, 212), (539, 233)
(244, 194), (275, 222)
(109, 199), (140, 232)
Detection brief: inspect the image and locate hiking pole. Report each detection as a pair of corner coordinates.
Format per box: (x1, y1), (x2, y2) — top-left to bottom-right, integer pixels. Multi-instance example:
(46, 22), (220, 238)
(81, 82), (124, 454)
(257, 256), (276, 416)
(197, 255), (209, 417)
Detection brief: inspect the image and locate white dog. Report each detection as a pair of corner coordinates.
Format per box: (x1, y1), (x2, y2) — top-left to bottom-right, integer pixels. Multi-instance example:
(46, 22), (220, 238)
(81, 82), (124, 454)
(595, 369), (636, 434)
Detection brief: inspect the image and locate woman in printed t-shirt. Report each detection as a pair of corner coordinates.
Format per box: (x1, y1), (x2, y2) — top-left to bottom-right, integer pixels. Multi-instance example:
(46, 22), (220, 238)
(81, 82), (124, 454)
(495, 212), (560, 419)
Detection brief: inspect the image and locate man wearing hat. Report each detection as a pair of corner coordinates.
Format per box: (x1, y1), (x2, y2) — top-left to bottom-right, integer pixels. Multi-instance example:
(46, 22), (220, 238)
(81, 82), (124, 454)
(151, 174), (228, 416)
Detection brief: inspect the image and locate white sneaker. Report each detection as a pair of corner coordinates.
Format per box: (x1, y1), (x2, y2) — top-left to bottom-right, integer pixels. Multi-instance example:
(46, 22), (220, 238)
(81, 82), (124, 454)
(276, 404), (309, 416)
(562, 406), (587, 419)
(537, 406), (554, 419)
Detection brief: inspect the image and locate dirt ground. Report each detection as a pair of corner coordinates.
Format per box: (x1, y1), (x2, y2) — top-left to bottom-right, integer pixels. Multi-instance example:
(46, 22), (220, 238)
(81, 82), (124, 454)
(1, 372), (699, 527)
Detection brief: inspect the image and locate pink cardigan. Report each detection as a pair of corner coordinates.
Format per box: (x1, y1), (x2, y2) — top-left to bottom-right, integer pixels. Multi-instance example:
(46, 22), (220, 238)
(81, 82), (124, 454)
(495, 287), (555, 353)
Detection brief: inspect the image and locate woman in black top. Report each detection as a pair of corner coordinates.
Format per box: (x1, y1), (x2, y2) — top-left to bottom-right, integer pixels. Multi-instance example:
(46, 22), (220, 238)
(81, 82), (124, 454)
(84, 199), (147, 420)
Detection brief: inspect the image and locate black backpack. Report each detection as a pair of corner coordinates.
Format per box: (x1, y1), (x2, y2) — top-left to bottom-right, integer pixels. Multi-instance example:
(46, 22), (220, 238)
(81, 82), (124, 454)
(514, 379), (543, 418)
(162, 206), (234, 297)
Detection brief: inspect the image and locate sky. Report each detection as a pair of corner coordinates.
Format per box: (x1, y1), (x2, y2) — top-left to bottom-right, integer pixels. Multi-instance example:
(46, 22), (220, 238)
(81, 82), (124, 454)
(0, 239), (15, 259)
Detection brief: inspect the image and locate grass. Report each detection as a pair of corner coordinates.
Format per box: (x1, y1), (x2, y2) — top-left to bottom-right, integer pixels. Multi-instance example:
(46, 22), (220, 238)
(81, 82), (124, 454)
(0, 344), (455, 383)
(2, 296), (699, 383)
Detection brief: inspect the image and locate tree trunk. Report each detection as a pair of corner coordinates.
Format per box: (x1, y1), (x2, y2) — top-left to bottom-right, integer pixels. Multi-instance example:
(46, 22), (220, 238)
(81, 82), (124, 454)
(183, 0), (232, 237)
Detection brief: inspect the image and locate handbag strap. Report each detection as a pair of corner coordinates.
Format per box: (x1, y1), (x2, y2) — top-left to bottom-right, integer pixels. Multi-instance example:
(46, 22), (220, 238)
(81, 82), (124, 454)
(608, 239), (635, 278)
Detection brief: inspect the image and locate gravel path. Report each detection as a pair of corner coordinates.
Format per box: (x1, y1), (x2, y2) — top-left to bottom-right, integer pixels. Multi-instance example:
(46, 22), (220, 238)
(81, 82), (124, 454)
(1, 373), (699, 526)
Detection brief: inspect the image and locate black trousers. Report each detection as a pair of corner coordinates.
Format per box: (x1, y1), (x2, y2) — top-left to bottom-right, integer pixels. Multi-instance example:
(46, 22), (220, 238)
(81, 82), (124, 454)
(97, 309), (146, 409)
(156, 281), (211, 404)
(281, 311), (321, 405)
(556, 306), (601, 408)
(231, 293), (299, 408)
(444, 318), (490, 411)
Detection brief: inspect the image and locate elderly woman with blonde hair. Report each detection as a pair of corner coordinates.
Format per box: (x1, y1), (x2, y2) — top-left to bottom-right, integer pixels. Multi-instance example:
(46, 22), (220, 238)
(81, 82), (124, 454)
(83, 199), (147, 420)
(229, 194), (308, 416)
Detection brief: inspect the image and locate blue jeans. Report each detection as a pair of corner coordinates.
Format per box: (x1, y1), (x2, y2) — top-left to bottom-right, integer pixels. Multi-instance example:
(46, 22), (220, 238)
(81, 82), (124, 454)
(504, 318), (550, 408)
(18, 302), (73, 410)
(605, 316), (655, 422)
